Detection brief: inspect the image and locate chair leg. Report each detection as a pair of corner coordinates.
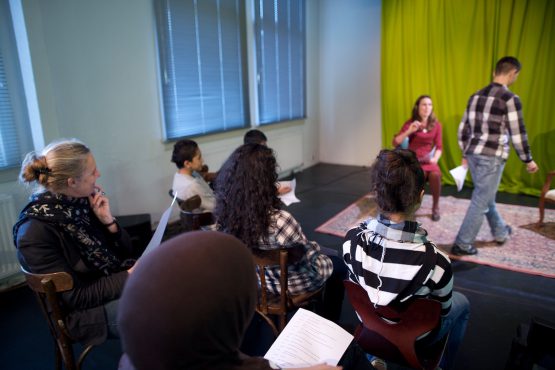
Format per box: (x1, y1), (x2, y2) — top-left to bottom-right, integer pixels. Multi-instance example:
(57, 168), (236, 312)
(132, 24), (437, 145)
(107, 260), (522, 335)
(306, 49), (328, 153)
(54, 342), (62, 370)
(279, 313), (286, 332)
(77, 345), (95, 370)
(255, 309), (279, 338)
(59, 341), (77, 370)
(428, 172), (441, 217)
(539, 197), (545, 225)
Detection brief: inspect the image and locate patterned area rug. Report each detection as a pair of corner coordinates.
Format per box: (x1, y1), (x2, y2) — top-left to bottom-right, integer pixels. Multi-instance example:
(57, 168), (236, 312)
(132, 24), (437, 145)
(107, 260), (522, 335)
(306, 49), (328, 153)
(316, 194), (555, 278)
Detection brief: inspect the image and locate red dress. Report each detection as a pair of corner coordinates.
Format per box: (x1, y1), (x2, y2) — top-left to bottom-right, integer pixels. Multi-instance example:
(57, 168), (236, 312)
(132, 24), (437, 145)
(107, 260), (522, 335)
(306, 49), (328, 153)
(398, 120), (442, 174)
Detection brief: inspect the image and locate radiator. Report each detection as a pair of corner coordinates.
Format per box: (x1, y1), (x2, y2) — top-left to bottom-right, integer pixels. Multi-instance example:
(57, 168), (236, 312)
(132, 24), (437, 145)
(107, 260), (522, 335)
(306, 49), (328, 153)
(0, 193), (19, 280)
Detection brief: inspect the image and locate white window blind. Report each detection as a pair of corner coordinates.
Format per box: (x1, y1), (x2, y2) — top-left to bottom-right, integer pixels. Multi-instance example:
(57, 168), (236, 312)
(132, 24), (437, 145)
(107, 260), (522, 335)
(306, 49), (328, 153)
(156, 0), (249, 139)
(0, 50), (20, 169)
(0, 0), (26, 171)
(254, 0), (305, 125)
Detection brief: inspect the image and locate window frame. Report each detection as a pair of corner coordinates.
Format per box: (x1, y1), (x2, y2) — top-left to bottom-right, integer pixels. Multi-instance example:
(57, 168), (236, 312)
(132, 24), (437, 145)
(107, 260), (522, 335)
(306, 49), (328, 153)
(0, 0), (36, 182)
(154, 0), (307, 142)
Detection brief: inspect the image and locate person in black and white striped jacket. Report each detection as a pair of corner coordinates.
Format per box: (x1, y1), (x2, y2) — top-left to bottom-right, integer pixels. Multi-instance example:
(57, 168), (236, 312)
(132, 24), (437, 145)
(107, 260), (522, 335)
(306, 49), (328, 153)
(342, 149), (469, 370)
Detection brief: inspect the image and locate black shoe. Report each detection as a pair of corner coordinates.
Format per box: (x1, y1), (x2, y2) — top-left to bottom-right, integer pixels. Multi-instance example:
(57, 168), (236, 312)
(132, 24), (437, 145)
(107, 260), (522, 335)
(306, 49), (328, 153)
(451, 244), (478, 255)
(496, 225), (512, 245)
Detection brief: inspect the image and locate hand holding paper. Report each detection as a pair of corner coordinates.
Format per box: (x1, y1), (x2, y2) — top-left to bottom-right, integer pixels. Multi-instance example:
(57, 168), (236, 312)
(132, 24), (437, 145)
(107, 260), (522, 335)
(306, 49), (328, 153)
(278, 178), (300, 206)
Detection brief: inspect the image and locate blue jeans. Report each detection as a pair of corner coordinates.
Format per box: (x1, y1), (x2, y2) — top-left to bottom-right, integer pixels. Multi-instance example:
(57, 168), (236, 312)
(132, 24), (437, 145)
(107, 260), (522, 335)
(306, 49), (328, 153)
(437, 292), (470, 369)
(104, 299), (120, 338)
(455, 154), (509, 248)
(419, 291), (470, 370)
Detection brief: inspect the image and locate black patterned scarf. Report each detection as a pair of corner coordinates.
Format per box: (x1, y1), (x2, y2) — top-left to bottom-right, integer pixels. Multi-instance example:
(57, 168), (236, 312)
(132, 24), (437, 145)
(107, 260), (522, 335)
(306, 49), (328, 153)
(13, 191), (132, 275)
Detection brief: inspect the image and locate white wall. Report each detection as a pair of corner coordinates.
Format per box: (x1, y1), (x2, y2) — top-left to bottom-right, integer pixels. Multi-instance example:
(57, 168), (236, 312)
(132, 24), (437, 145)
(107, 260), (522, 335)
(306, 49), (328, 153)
(2, 0), (383, 226)
(318, 0), (382, 166)
(14, 0), (324, 223)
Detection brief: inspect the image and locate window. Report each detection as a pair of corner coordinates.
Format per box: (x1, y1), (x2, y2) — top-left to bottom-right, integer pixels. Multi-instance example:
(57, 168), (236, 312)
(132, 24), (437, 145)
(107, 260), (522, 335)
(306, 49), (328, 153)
(155, 0), (306, 139)
(156, 0), (249, 139)
(0, 46), (19, 169)
(0, 0), (32, 173)
(254, 0), (305, 124)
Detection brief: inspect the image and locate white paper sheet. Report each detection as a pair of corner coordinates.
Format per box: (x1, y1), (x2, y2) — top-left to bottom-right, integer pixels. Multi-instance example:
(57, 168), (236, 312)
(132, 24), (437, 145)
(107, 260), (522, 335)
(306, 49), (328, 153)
(264, 308), (353, 367)
(141, 194), (177, 257)
(278, 178), (300, 206)
(449, 165), (468, 192)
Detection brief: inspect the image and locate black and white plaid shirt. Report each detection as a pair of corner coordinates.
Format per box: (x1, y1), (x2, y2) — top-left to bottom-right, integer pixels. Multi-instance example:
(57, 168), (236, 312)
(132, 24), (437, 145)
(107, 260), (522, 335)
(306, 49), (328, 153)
(458, 82), (533, 162)
(257, 209), (333, 296)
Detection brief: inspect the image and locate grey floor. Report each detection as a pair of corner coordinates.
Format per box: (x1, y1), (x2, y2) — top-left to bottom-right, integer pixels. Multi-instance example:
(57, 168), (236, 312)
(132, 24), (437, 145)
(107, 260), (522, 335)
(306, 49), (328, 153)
(289, 163), (555, 370)
(1, 163), (554, 370)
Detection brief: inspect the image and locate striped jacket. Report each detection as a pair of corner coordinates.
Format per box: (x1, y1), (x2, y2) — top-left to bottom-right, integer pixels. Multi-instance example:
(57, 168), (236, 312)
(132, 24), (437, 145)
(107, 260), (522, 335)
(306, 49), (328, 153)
(342, 215), (453, 316)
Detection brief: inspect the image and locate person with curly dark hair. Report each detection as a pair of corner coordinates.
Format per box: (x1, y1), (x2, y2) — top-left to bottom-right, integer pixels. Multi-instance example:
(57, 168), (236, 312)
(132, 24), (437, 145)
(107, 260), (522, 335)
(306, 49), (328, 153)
(214, 143), (346, 322)
(342, 149), (469, 370)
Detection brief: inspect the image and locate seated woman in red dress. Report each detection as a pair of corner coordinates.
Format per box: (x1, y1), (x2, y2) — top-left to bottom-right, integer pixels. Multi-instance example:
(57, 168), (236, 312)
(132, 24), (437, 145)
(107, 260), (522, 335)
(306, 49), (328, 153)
(392, 95), (443, 221)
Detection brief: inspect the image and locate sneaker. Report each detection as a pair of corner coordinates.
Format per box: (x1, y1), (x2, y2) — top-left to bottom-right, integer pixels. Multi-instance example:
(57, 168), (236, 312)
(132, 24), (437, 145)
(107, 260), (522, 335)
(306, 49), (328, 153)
(496, 225), (512, 245)
(451, 244), (478, 255)
(431, 211), (441, 221)
(370, 358), (387, 370)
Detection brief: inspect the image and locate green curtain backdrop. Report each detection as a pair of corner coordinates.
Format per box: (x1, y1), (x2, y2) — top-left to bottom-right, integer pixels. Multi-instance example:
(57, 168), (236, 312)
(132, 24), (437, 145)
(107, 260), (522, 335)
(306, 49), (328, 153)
(381, 0), (555, 196)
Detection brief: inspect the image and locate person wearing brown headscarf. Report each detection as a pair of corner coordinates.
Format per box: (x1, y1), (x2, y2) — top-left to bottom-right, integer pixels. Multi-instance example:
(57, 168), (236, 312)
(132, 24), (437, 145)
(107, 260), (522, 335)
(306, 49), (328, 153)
(117, 231), (342, 370)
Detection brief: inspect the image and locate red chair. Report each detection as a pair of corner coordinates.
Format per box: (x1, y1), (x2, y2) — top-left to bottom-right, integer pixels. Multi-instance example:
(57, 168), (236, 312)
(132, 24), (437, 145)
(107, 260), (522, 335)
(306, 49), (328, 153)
(344, 280), (448, 370)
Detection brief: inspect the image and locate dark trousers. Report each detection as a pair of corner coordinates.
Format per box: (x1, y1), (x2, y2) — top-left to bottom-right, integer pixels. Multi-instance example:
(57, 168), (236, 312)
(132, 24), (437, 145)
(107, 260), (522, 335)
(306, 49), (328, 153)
(318, 254), (347, 323)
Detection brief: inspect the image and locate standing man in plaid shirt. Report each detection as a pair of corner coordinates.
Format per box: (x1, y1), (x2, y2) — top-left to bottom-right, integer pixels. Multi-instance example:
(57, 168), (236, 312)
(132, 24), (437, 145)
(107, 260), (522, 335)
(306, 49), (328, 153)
(453, 56), (539, 256)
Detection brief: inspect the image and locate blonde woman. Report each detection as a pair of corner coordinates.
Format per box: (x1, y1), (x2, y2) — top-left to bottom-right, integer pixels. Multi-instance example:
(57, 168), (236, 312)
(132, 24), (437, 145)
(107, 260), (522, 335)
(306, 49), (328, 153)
(13, 139), (137, 346)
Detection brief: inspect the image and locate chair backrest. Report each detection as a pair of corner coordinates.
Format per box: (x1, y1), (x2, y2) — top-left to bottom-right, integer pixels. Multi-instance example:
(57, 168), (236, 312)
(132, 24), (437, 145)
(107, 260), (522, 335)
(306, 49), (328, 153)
(506, 316), (555, 369)
(168, 190), (214, 231)
(168, 190), (201, 211)
(527, 316), (555, 362)
(251, 245), (320, 332)
(344, 280), (447, 370)
(22, 268), (94, 370)
(179, 210), (214, 231)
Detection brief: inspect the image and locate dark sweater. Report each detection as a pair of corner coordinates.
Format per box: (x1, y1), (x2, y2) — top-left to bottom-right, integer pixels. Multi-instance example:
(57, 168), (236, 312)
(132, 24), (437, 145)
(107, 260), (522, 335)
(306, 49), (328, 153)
(15, 217), (133, 345)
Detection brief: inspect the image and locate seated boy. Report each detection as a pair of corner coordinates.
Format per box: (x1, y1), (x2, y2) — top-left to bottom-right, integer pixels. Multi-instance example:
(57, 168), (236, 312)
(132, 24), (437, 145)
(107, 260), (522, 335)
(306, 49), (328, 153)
(171, 139), (215, 212)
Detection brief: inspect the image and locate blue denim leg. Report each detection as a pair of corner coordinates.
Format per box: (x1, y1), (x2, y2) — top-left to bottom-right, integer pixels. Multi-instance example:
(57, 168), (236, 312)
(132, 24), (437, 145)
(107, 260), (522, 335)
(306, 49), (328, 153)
(455, 154), (507, 248)
(104, 298), (120, 338)
(437, 292), (470, 370)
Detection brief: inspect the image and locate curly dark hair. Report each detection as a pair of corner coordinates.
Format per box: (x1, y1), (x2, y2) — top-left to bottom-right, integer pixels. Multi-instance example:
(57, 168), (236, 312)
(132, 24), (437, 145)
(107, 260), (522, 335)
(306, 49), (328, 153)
(370, 148), (425, 215)
(214, 144), (281, 247)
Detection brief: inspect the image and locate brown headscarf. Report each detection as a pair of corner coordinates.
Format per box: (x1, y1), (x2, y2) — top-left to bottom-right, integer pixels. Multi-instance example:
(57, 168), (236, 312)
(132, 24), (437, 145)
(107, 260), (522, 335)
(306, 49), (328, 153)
(118, 231), (271, 370)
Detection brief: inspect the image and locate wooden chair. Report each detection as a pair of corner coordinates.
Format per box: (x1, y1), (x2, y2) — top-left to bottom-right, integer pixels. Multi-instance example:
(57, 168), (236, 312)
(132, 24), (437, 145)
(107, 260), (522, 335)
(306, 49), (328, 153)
(251, 245), (324, 333)
(168, 190), (214, 231)
(344, 280), (448, 370)
(538, 170), (555, 224)
(506, 316), (555, 369)
(22, 268), (94, 370)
